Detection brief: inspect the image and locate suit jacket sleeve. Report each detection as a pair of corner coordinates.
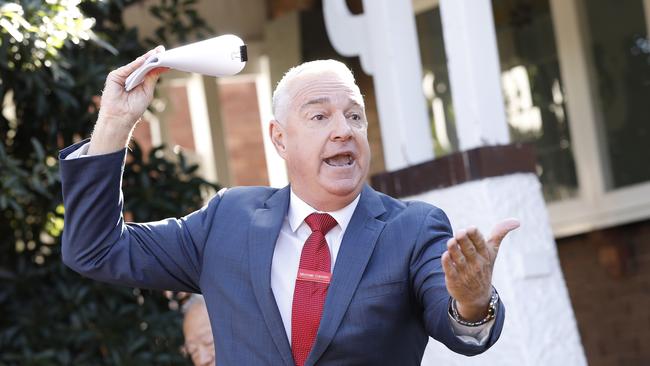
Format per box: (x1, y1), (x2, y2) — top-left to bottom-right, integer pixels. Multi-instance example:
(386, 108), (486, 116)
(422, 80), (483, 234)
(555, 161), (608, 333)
(59, 140), (220, 292)
(409, 206), (506, 356)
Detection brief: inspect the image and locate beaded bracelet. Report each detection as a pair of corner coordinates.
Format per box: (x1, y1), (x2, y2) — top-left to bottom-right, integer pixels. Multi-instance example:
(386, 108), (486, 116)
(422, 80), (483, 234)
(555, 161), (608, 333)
(448, 287), (499, 327)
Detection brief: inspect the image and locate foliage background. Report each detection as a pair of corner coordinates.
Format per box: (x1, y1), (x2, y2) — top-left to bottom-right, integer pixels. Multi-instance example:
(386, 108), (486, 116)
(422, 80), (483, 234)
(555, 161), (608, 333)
(0, 0), (215, 364)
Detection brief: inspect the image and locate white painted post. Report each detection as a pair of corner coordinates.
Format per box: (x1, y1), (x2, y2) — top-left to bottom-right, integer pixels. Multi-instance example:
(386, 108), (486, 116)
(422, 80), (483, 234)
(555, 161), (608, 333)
(256, 55), (289, 188)
(323, 0), (435, 171)
(186, 75), (222, 185)
(438, 0), (510, 150)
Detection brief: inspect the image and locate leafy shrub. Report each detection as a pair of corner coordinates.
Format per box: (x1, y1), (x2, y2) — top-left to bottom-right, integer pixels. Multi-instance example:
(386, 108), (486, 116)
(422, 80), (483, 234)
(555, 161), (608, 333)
(0, 1), (215, 364)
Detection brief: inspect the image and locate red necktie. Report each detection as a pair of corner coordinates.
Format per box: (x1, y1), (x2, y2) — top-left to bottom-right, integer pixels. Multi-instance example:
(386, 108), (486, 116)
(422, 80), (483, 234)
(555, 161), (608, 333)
(291, 213), (338, 366)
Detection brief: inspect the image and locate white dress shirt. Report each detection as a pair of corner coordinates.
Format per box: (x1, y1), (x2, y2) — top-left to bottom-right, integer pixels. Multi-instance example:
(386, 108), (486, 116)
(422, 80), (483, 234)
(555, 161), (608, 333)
(271, 191), (360, 342)
(66, 142), (494, 346)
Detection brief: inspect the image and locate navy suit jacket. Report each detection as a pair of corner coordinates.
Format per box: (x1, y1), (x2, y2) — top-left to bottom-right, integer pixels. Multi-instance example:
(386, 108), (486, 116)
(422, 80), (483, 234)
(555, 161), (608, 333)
(59, 141), (505, 365)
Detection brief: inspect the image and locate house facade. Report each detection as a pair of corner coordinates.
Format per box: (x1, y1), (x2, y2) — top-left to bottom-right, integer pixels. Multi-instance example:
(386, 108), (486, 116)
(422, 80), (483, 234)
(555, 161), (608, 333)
(124, 0), (650, 364)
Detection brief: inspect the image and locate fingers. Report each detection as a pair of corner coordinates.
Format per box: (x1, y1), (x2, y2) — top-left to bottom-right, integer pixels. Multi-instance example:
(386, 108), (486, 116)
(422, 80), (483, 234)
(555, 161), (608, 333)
(455, 229), (479, 260)
(466, 226), (488, 256)
(142, 66), (170, 91)
(112, 46), (165, 80)
(444, 233), (495, 305)
(488, 218), (520, 249)
(441, 250), (457, 277)
(446, 237), (467, 267)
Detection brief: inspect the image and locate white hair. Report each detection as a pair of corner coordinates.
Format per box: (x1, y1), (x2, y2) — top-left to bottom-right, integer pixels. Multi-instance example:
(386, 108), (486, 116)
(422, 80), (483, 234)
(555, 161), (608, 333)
(271, 59), (362, 123)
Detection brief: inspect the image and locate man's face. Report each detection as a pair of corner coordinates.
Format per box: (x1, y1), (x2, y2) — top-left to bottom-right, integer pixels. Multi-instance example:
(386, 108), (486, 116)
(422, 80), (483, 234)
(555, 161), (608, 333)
(271, 71), (370, 210)
(182, 302), (215, 366)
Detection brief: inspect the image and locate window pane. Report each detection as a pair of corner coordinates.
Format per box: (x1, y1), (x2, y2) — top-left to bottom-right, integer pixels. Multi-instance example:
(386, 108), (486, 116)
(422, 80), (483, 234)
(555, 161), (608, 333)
(584, 0), (650, 189)
(416, 2), (578, 202)
(493, 0), (579, 201)
(416, 8), (459, 157)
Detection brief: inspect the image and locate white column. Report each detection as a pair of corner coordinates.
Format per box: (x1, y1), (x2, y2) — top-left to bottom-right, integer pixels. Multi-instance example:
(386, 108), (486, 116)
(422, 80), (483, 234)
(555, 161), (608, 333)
(323, 0), (435, 171)
(185, 75), (217, 183)
(256, 55), (289, 188)
(438, 0), (510, 150)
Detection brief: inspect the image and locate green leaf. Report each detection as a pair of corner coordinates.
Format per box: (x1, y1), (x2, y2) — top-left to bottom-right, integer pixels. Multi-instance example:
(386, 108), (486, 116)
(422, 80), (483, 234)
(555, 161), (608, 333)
(1, 1), (216, 363)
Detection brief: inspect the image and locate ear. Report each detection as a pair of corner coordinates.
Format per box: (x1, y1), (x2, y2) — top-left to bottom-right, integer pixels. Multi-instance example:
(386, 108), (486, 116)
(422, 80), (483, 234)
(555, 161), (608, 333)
(269, 120), (287, 159)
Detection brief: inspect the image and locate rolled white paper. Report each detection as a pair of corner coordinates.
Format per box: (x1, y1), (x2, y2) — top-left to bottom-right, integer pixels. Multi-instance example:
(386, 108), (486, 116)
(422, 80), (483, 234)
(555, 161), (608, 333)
(125, 34), (247, 91)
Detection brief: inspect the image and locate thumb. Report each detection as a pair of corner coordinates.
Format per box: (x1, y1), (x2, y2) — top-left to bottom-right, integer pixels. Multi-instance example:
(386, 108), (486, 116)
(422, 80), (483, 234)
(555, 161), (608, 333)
(488, 218), (520, 249)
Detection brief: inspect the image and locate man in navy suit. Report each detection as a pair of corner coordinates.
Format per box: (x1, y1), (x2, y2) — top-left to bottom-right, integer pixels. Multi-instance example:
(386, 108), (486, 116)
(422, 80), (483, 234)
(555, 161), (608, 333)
(60, 47), (519, 365)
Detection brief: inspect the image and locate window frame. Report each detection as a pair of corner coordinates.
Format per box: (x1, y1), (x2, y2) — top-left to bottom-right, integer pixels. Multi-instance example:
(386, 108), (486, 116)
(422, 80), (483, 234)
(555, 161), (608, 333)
(548, 0), (650, 237)
(414, 0), (650, 237)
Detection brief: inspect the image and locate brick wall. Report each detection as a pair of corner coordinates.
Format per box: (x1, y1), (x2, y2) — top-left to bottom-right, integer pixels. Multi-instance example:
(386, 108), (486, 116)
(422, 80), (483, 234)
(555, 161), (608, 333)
(164, 85), (195, 152)
(557, 219), (650, 366)
(218, 81), (269, 186)
(131, 83), (194, 158)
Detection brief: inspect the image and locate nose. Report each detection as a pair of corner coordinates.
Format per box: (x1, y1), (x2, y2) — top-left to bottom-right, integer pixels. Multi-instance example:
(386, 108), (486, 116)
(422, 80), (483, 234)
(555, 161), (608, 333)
(330, 112), (353, 141)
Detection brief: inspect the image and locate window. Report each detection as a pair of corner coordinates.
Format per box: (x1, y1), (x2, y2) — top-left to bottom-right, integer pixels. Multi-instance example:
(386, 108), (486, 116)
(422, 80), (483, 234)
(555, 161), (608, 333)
(416, 0), (579, 202)
(584, 0), (650, 189)
(414, 0), (650, 236)
(493, 0), (578, 202)
(416, 7), (459, 157)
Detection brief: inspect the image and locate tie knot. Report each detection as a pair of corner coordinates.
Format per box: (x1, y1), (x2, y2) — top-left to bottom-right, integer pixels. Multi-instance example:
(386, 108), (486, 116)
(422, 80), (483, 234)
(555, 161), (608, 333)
(304, 213), (337, 234)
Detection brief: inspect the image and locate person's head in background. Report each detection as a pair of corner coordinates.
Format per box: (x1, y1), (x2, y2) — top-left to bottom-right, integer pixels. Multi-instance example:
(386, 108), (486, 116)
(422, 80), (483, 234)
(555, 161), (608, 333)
(182, 295), (215, 366)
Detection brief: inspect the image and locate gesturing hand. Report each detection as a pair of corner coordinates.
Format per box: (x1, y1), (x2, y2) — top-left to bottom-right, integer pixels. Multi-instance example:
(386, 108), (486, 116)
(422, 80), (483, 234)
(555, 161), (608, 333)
(88, 46), (169, 155)
(98, 46), (168, 128)
(441, 219), (520, 321)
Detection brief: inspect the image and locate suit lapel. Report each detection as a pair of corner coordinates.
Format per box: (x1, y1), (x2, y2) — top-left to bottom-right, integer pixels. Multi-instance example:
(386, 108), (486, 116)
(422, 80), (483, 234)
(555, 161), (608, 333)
(306, 185), (387, 366)
(249, 186), (294, 366)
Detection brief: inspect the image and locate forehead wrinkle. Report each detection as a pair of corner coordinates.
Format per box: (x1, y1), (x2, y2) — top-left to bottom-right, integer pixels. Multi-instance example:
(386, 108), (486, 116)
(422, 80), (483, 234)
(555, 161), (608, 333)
(293, 89), (365, 112)
(300, 97), (331, 111)
(290, 75), (363, 107)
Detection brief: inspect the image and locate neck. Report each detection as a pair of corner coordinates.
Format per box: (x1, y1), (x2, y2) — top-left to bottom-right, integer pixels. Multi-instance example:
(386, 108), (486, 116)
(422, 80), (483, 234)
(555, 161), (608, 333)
(291, 187), (361, 212)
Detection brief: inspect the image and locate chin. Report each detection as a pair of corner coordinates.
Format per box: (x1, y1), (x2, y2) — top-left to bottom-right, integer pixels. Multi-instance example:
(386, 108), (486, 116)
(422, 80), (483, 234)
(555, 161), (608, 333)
(322, 179), (363, 198)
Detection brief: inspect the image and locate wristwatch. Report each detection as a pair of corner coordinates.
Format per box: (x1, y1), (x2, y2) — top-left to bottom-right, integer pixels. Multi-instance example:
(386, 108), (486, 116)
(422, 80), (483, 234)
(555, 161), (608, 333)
(448, 287), (499, 327)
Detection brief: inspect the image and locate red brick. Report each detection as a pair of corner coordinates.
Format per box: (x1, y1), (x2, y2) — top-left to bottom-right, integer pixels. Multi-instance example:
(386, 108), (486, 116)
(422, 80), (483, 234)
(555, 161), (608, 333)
(558, 219), (650, 365)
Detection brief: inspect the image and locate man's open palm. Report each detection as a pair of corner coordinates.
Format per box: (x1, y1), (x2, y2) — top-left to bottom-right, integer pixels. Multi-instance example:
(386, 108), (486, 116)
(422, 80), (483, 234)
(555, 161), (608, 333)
(441, 219), (520, 320)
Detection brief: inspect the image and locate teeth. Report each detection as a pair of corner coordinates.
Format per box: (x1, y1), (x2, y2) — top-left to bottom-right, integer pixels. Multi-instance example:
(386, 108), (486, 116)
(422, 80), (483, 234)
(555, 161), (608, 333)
(325, 154), (353, 167)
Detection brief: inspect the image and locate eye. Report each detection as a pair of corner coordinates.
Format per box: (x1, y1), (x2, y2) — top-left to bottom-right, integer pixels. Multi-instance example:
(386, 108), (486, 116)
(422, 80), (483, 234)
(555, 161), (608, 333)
(348, 113), (361, 121)
(311, 114), (326, 121)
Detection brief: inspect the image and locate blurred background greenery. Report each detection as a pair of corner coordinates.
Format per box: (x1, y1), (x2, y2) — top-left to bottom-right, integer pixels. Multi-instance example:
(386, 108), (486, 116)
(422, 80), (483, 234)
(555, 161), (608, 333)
(0, 0), (217, 364)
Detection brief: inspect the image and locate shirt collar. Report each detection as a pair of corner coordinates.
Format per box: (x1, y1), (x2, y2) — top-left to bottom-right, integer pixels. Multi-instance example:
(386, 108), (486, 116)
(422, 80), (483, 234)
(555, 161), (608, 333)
(288, 189), (360, 234)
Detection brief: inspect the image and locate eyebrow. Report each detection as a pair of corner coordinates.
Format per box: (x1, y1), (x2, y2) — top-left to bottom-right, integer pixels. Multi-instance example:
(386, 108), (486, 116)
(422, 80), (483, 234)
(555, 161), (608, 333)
(300, 97), (330, 111)
(299, 97), (363, 111)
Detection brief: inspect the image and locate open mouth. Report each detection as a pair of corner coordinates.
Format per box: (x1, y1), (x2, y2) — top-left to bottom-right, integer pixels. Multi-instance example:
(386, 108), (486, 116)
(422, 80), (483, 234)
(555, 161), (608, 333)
(324, 153), (355, 167)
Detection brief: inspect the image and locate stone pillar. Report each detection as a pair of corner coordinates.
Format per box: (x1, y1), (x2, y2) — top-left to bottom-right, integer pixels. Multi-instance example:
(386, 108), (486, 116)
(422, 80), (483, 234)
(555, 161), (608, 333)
(186, 74), (232, 187)
(255, 56), (289, 188)
(438, 0), (510, 149)
(322, 0), (434, 170)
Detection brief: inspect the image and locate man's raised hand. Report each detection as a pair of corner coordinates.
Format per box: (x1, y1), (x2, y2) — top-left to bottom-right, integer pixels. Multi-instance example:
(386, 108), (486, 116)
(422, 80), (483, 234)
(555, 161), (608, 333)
(88, 46), (168, 155)
(441, 219), (520, 321)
